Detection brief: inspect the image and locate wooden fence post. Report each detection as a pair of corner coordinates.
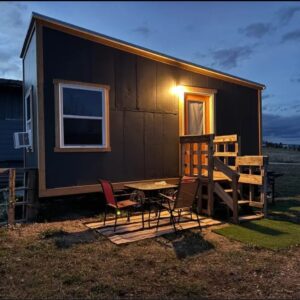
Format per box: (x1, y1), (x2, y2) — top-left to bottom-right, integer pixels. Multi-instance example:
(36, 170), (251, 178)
(262, 156), (269, 217)
(7, 168), (16, 226)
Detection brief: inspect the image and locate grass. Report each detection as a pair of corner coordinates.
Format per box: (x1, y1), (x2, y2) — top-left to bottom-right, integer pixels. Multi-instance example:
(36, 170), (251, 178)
(0, 147), (300, 298)
(1, 221), (299, 299)
(213, 219), (300, 250)
(268, 199), (300, 222)
(263, 146), (300, 197)
(263, 147), (300, 163)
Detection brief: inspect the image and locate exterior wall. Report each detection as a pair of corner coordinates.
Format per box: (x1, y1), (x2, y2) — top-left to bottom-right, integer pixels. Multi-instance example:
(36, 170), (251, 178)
(0, 84), (23, 167)
(40, 26), (260, 191)
(215, 83), (259, 155)
(23, 29), (38, 168)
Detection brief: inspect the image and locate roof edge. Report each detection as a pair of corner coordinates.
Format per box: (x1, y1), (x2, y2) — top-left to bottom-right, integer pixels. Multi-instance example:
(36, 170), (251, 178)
(21, 12), (265, 90)
(0, 78), (22, 87)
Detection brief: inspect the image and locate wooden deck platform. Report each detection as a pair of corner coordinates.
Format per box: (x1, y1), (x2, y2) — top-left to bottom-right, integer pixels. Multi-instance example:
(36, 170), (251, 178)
(84, 211), (223, 245)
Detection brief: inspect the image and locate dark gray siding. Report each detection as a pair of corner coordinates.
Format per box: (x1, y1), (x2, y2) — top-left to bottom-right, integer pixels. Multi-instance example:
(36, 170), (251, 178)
(42, 26), (259, 189)
(0, 85), (23, 167)
(23, 29), (38, 168)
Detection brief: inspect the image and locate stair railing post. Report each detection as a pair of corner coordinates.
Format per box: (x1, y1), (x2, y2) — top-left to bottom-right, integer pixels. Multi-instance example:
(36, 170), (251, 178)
(232, 173), (239, 224)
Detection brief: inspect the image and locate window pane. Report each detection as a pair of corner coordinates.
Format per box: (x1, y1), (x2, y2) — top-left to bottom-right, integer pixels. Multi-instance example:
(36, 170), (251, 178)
(64, 118), (103, 145)
(187, 102), (203, 135)
(63, 87), (103, 117)
(26, 96), (31, 121)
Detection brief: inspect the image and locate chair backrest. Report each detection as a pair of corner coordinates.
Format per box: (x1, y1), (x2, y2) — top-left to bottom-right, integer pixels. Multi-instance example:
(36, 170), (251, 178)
(99, 179), (116, 206)
(174, 176), (200, 209)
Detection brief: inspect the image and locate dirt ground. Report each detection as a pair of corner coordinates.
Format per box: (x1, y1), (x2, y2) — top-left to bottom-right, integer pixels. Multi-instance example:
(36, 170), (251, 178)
(1, 215), (300, 299)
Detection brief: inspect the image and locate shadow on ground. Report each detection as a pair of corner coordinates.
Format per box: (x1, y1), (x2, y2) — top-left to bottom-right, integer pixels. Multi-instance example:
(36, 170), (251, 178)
(37, 193), (105, 222)
(268, 199), (300, 223)
(157, 230), (214, 259)
(39, 227), (99, 249)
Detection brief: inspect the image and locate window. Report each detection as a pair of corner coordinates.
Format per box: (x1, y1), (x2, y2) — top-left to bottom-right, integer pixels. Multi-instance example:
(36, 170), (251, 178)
(184, 93), (211, 135)
(56, 81), (110, 151)
(186, 101), (204, 135)
(24, 87), (33, 151)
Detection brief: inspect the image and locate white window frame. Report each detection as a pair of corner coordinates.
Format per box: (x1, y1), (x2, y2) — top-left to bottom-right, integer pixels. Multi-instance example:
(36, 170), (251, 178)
(58, 82), (109, 149)
(24, 86), (33, 151)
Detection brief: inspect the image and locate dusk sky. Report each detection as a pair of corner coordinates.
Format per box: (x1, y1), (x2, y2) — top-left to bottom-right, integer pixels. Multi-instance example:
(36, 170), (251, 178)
(0, 1), (299, 144)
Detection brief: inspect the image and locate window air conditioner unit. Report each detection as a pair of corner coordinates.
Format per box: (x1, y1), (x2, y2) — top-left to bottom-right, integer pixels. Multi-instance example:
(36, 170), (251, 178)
(13, 131), (32, 149)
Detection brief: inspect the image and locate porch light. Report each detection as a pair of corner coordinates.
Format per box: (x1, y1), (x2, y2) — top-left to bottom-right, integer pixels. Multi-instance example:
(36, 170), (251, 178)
(171, 85), (185, 96)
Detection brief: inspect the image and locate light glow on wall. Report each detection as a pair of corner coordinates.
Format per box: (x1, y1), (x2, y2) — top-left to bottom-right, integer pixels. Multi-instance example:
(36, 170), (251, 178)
(171, 85), (185, 96)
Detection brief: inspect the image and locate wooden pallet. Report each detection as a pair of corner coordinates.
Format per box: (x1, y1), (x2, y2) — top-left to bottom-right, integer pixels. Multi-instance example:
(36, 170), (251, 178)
(84, 211), (223, 245)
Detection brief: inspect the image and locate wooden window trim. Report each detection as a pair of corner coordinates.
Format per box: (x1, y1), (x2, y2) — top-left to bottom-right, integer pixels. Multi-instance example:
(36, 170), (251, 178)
(178, 86), (217, 136)
(54, 79), (111, 152)
(184, 95), (208, 135)
(24, 86), (33, 152)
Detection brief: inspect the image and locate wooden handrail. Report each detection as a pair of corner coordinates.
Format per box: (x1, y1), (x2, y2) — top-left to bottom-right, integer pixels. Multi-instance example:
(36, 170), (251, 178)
(214, 157), (239, 223)
(214, 157), (239, 181)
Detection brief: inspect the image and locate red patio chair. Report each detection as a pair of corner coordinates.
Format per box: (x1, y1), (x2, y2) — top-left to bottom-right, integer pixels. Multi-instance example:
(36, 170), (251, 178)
(156, 176), (201, 232)
(99, 179), (144, 232)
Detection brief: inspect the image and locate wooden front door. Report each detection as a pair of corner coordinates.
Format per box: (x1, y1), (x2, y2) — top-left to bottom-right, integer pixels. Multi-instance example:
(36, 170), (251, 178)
(184, 93), (211, 176)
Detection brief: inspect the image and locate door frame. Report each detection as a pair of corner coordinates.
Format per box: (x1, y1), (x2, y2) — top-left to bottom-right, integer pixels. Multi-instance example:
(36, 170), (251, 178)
(177, 86), (217, 136)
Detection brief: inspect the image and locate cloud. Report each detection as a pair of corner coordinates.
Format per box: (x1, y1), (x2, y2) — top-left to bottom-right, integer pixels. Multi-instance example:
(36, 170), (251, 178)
(193, 51), (207, 60)
(277, 6), (300, 26)
(209, 46), (253, 69)
(262, 93), (274, 100)
(263, 113), (300, 144)
(291, 76), (300, 83)
(239, 23), (273, 39)
(281, 29), (300, 43)
(184, 24), (196, 32)
(0, 2), (28, 79)
(132, 25), (151, 38)
(262, 102), (300, 115)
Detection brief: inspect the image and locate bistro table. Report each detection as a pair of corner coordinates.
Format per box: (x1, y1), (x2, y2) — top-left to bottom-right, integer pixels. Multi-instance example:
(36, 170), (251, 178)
(124, 181), (178, 227)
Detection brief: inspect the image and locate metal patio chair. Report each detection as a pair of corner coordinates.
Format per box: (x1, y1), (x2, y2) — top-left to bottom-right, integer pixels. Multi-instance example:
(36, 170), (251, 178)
(156, 176), (201, 232)
(99, 179), (144, 232)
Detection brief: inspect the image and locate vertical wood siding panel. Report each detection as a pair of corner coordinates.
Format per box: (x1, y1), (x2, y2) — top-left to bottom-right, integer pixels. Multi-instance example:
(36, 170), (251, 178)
(115, 51), (137, 109)
(144, 112), (164, 178)
(90, 45), (116, 110)
(163, 114), (179, 177)
(137, 57), (156, 111)
(156, 64), (178, 113)
(123, 111), (144, 180)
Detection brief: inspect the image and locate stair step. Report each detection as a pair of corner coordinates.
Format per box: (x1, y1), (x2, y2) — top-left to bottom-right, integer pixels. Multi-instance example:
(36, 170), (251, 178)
(238, 214), (264, 222)
(249, 201), (264, 208)
(224, 189), (233, 193)
(238, 200), (250, 205)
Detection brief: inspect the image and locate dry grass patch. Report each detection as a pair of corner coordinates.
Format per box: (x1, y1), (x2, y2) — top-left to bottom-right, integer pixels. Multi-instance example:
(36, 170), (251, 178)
(0, 219), (300, 299)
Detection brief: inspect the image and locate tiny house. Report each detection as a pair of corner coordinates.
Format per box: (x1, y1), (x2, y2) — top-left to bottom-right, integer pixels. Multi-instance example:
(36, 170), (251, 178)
(0, 78), (23, 169)
(20, 13), (265, 201)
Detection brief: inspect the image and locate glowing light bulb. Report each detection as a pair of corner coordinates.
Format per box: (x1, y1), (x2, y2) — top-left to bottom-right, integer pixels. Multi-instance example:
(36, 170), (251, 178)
(171, 85), (185, 96)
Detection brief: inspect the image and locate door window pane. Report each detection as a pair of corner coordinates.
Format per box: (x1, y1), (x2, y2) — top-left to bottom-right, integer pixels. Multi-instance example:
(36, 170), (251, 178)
(187, 102), (204, 135)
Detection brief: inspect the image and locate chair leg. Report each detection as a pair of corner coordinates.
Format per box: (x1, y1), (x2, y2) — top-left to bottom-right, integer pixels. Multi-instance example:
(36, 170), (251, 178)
(114, 210), (118, 232)
(127, 210), (130, 222)
(196, 211), (202, 232)
(170, 210), (177, 232)
(178, 210), (182, 224)
(142, 209), (145, 229)
(148, 209), (151, 228)
(103, 206), (107, 226)
(156, 208), (161, 231)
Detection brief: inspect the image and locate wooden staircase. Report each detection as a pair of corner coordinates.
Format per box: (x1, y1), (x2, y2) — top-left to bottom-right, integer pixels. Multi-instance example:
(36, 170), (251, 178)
(180, 134), (268, 224)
